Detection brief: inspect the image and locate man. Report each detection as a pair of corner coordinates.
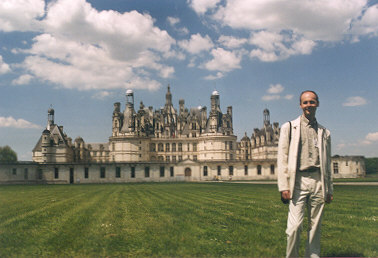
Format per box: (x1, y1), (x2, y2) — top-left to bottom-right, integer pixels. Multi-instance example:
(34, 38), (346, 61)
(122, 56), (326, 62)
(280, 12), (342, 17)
(277, 90), (333, 258)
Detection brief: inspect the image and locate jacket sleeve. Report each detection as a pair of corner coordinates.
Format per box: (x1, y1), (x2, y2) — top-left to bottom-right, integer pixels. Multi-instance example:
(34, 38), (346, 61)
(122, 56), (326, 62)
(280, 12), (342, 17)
(325, 130), (333, 195)
(277, 122), (290, 192)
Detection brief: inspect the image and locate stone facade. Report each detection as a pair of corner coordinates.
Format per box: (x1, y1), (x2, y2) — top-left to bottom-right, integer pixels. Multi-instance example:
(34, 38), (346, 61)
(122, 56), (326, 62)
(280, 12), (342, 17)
(0, 86), (366, 184)
(331, 155), (366, 178)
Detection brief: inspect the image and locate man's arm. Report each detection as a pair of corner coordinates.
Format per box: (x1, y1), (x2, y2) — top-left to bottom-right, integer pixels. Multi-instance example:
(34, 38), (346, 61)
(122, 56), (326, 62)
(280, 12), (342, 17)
(325, 131), (333, 203)
(277, 122), (291, 197)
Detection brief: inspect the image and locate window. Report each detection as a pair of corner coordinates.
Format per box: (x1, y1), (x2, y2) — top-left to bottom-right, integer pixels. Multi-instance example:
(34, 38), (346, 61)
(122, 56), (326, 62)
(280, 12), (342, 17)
(160, 166), (165, 177)
(54, 167), (59, 179)
(193, 143), (197, 151)
(229, 166), (234, 176)
(100, 167), (106, 178)
(178, 143), (183, 152)
(178, 155), (182, 161)
(270, 164), (275, 175)
(172, 156), (176, 162)
(257, 165), (262, 175)
(116, 167), (121, 178)
(131, 167), (135, 178)
(166, 156), (170, 162)
(12, 168), (17, 175)
(192, 132), (196, 138)
(170, 167), (174, 177)
(229, 141), (233, 150)
(193, 155), (197, 161)
(217, 166), (221, 176)
(333, 162), (339, 174)
(85, 167), (89, 178)
(158, 143), (164, 152)
(244, 165), (248, 176)
(38, 169), (43, 180)
(172, 143), (176, 152)
(230, 154), (233, 160)
(150, 143), (156, 152)
(24, 168), (28, 180)
(145, 167), (150, 177)
(166, 143), (170, 152)
(203, 166), (208, 176)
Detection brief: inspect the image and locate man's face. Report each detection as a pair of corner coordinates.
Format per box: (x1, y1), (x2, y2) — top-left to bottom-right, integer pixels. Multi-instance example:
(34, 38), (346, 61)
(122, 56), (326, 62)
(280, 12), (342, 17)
(300, 91), (318, 119)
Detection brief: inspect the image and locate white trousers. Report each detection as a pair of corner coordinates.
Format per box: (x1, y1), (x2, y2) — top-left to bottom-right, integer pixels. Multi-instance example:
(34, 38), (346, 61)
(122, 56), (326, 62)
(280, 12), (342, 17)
(286, 172), (325, 258)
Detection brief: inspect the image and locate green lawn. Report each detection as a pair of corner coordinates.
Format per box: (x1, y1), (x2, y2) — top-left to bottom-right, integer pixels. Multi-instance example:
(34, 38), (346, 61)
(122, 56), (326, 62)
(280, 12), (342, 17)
(0, 183), (376, 257)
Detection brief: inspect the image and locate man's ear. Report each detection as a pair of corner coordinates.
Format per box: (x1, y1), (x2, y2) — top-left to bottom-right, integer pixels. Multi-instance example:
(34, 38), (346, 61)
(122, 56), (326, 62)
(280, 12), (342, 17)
(317, 101), (320, 107)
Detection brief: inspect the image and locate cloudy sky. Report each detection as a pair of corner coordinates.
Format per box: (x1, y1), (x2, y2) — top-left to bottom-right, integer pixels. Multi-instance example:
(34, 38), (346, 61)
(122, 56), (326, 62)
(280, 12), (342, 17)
(0, 0), (377, 160)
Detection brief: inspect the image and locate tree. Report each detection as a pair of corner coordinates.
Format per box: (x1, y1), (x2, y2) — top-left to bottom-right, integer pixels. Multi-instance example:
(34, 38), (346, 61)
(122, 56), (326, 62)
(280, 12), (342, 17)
(365, 157), (378, 174)
(0, 145), (18, 163)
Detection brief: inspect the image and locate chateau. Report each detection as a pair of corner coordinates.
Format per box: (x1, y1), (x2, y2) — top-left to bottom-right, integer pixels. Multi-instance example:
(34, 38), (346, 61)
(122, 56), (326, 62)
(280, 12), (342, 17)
(0, 86), (366, 184)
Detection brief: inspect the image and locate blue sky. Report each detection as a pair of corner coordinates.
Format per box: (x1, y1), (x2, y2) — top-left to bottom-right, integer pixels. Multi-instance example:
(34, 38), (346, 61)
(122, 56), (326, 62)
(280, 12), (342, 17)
(0, 0), (377, 160)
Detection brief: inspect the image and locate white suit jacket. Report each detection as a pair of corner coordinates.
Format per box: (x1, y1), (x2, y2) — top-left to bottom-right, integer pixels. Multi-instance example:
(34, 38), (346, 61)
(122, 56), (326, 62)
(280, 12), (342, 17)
(277, 116), (333, 200)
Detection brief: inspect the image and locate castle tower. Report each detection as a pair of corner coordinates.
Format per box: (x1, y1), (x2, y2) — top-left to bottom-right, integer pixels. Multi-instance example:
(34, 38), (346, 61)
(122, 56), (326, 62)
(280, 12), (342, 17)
(210, 90), (220, 112)
(112, 102), (122, 136)
(121, 89), (136, 133)
(208, 90), (221, 133)
(41, 129), (51, 163)
(47, 107), (54, 130)
(263, 108), (270, 127)
(163, 85), (177, 137)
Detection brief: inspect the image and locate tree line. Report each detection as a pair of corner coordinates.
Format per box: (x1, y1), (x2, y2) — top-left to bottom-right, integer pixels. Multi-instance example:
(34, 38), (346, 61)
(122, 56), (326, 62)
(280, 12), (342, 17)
(0, 146), (17, 163)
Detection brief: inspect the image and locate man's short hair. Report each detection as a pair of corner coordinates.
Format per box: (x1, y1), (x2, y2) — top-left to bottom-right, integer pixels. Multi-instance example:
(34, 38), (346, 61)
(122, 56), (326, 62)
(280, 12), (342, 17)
(299, 90), (319, 104)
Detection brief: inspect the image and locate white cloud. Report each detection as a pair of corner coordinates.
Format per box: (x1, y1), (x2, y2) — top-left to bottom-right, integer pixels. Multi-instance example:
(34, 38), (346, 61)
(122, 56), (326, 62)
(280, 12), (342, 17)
(262, 83), (293, 101)
(0, 116), (41, 129)
(284, 94), (294, 100)
(343, 96), (368, 106)
(218, 35), (247, 49)
(365, 132), (378, 142)
(167, 17), (189, 35)
(167, 17), (180, 26)
(12, 74), (34, 85)
(179, 33), (214, 54)
(0, 0), (45, 32)
(92, 91), (112, 100)
(267, 84), (284, 94)
(214, 0), (368, 42)
(203, 48), (242, 72)
(188, 0), (221, 15)
(262, 95), (281, 101)
(350, 5), (378, 40)
(0, 55), (11, 74)
(249, 31), (316, 62)
(7, 0), (176, 91)
(360, 132), (378, 145)
(204, 72), (224, 80)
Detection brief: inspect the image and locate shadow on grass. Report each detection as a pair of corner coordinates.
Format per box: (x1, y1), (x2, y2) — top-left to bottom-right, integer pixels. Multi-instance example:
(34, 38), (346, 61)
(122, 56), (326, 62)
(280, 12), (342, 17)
(325, 251), (364, 257)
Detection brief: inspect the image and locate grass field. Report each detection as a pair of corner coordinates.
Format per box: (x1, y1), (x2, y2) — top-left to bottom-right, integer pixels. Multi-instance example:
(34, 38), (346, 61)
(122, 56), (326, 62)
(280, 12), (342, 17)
(0, 183), (377, 257)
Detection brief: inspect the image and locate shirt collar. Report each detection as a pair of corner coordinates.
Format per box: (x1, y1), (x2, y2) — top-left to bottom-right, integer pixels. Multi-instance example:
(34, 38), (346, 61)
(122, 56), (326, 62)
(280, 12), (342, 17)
(301, 114), (317, 127)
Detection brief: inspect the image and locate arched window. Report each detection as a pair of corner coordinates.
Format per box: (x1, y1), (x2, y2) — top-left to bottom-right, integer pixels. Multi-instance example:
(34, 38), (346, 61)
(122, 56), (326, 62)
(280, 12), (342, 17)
(270, 164), (275, 175)
(257, 165), (262, 175)
(165, 143), (170, 152)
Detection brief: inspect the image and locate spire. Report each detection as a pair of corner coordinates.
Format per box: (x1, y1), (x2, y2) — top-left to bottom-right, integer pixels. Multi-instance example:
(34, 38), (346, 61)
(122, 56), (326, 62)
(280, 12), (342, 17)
(263, 108), (270, 126)
(165, 84), (172, 106)
(47, 105), (54, 130)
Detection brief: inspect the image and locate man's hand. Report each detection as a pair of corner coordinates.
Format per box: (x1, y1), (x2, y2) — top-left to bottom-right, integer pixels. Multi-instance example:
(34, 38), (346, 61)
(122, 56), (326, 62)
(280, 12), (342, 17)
(326, 194), (333, 204)
(281, 190), (291, 201)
